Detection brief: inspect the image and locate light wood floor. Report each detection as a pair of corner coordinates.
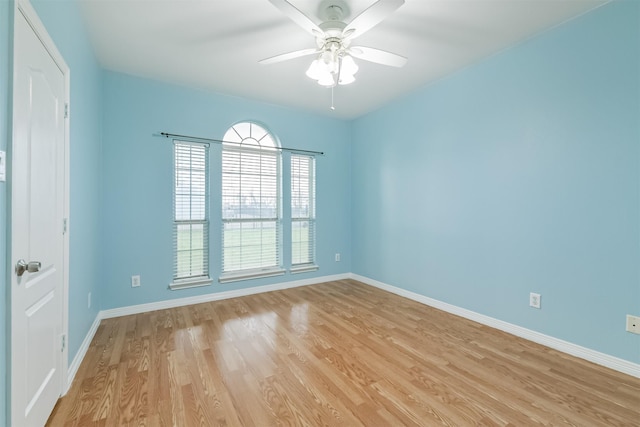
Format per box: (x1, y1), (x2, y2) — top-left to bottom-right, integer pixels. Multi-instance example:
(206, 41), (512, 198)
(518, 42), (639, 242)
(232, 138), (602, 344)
(47, 280), (640, 426)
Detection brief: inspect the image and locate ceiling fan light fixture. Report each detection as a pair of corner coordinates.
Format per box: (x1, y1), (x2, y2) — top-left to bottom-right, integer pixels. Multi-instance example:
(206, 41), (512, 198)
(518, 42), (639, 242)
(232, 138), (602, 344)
(306, 51), (337, 86)
(307, 50), (360, 87)
(306, 54), (337, 86)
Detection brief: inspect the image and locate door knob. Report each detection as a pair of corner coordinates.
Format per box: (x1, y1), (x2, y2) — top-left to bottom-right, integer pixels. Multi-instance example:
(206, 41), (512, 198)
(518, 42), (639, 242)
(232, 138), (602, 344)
(15, 259), (41, 277)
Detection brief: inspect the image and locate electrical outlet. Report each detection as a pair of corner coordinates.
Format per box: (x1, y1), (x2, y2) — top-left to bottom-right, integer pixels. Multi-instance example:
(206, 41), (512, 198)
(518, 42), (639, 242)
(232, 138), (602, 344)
(131, 275), (141, 287)
(626, 315), (640, 334)
(88, 292), (91, 309)
(529, 292), (541, 309)
(335, 253), (341, 262)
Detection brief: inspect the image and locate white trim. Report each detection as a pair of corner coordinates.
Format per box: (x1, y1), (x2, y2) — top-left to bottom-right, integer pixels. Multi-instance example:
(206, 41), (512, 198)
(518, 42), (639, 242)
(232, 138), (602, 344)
(169, 277), (213, 290)
(65, 313), (101, 392)
(218, 267), (286, 284)
(102, 273), (350, 319)
(350, 273), (640, 379)
(290, 264), (320, 274)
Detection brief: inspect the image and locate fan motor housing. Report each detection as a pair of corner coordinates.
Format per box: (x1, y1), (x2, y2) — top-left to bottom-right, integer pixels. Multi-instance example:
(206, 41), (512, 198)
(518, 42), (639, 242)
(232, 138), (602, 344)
(318, 0), (350, 22)
(319, 21), (346, 37)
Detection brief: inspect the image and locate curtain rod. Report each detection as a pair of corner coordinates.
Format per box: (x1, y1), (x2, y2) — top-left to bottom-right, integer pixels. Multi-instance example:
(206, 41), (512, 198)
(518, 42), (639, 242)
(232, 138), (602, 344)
(155, 132), (325, 156)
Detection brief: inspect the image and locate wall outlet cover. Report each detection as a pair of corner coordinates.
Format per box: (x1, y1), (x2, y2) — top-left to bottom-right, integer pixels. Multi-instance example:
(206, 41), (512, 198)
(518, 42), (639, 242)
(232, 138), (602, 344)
(626, 315), (640, 334)
(529, 292), (541, 309)
(131, 275), (141, 287)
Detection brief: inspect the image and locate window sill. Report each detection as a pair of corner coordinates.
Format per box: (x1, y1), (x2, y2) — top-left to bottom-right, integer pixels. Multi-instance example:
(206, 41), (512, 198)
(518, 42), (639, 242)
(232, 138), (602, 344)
(290, 264), (319, 274)
(169, 277), (213, 290)
(219, 267), (286, 284)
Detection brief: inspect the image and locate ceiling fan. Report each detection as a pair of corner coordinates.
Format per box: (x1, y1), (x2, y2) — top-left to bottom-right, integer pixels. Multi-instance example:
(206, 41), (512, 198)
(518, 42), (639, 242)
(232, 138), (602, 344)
(260, 0), (407, 87)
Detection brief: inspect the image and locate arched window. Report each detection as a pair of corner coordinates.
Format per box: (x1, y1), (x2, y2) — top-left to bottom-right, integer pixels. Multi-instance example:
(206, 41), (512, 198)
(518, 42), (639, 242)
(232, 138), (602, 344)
(220, 122), (284, 281)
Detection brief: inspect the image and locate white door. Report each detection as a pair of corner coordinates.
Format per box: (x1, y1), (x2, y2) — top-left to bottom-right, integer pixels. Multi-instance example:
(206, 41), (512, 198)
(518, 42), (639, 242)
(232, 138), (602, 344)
(11, 1), (69, 425)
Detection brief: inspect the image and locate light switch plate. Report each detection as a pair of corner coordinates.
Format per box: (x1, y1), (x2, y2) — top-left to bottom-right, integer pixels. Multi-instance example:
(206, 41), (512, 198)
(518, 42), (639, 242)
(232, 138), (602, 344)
(0, 150), (6, 182)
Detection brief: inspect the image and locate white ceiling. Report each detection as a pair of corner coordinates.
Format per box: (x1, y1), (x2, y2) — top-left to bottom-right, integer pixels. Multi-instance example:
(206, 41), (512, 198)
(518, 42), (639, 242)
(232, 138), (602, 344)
(78, 0), (608, 119)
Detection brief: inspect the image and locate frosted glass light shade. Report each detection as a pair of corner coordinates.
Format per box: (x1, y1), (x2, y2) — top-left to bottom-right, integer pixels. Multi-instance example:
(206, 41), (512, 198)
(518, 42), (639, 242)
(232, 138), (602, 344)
(306, 51), (360, 87)
(318, 74), (336, 87)
(338, 72), (355, 85)
(305, 59), (322, 80)
(340, 55), (359, 77)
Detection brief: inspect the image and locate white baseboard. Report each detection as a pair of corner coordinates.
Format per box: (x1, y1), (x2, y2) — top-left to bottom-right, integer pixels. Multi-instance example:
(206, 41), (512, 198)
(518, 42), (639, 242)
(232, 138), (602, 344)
(65, 312), (102, 393)
(101, 273), (351, 319)
(350, 273), (640, 379)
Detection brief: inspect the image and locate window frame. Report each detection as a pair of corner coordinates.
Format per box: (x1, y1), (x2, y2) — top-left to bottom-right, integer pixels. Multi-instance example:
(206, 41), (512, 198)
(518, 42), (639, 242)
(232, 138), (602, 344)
(290, 154), (318, 273)
(170, 141), (212, 290)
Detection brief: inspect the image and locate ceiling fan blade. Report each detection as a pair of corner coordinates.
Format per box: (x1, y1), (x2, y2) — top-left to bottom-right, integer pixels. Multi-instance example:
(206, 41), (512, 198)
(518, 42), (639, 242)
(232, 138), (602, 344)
(268, 0), (324, 38)
(259, 48), (320, 65)
(343, 0), (405, 40)
(349, 46), (407, 67)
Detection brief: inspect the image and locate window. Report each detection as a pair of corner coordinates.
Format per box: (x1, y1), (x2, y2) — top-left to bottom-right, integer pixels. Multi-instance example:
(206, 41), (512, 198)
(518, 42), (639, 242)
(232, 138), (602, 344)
(220, 122), (283, 282)
(171, 142), (211, 289)
(291, 154), (317, 272)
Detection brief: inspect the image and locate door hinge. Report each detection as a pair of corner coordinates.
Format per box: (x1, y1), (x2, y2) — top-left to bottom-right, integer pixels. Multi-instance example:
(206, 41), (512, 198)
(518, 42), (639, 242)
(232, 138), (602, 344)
(64, 103), (69, 119)
(63, 218), (68, 234)
(61, 334), (66, 352)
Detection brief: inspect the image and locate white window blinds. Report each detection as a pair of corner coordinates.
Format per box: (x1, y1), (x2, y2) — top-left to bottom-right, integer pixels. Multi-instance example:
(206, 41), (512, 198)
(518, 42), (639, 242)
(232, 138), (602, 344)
(172, 142), (210, 287)
(291, 154), (317, 271)
(220, 123), (283, 282)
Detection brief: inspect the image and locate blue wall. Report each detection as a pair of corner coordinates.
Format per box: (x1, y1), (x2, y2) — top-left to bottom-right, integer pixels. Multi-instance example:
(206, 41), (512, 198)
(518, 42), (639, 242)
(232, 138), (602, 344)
(1, 1), (12, 422)
(30, 0), (103, 365)
(351, 0), (640, 363)
(100, 71), (352, 309)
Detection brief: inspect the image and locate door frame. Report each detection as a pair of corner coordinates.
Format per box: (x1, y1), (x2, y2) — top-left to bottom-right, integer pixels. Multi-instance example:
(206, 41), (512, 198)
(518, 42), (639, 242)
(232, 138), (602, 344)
(10, 0), (70, 420)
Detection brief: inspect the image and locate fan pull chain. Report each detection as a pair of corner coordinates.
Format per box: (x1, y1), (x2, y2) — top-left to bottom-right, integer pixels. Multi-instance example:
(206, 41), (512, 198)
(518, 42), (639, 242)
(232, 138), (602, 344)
(331, 85), (335, 111)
